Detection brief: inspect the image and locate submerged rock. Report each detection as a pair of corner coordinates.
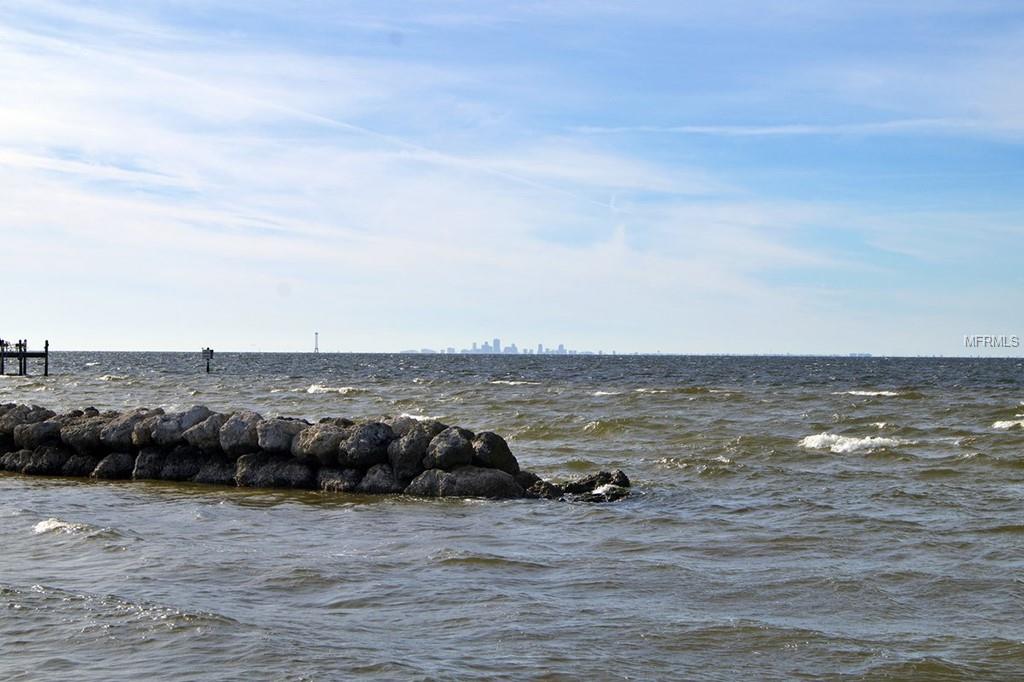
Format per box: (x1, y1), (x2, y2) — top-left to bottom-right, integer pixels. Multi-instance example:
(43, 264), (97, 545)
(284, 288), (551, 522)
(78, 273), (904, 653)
(422, 426), (475, 471)
(21, 446), (71, 476)
(316, 467), (363, 493)
(356, 463), (403, 494)
(562, 469), (631, 494)
(235, 454), (315, 490)
(192, 456), (236, 486)
(525, 480), (564, 500)
(91, 452), (135, 480)
(405, 465), (523, 499)
(471, 432), (519, 475)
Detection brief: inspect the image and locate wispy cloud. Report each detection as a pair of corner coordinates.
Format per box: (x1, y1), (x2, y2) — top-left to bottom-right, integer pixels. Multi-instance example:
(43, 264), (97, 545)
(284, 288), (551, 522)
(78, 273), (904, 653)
(575, 118), (986, 137)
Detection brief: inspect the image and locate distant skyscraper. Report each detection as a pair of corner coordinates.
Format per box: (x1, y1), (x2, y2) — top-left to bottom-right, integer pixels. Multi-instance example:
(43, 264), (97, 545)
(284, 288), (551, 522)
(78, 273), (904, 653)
(537, 343), (543, 354)
(493, 338), (500, 355)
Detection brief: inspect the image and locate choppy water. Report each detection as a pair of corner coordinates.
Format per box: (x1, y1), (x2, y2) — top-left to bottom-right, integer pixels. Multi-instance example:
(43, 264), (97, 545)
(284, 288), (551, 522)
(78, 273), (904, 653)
(2, 353), (1024, 680)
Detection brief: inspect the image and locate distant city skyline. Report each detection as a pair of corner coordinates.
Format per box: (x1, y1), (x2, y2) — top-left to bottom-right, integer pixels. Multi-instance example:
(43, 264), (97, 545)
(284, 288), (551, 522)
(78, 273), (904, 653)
(399, 337), (614, 356)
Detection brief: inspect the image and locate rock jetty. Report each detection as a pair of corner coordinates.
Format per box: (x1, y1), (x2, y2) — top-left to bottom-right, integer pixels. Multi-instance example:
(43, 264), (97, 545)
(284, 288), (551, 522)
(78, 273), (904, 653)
(0, 404), (631, 502)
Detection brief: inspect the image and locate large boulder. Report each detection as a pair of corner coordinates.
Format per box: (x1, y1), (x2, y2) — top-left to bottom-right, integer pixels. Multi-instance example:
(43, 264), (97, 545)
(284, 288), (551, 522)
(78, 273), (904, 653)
(192, 456), (236, 486)
(160, 446), (204, 481)
(339, 422), (394, 469)
(388, 420), (446, 484)
(61, 416), (111, 455)
(62, 454), (101, 477)
(405, 466), (524, 499)
(317, 467), (363, 493)
(21, 446), (71, 476)
(13, 420), (62, 450)
(356, 463), (403, 494)
(291, 423), (348, 467)
(150, 406), (213, 448)
(524, 480), (564, 500)
(235, 454), (315, 489)
(387, 415), (443, 439)
(100, 408), (158, 450)
(562, 469), (631, 494)
(132, 448), (167, 480)
(182, 413), (228, 452)
(0, 449), (33, 472)
(219, 411), (263, 458)
(0, 405), (56, 436)
(131, 412), (165, 448)
(422, 426), (475, 471)
(471, 432), (519, 475)
(91, 452), (136, 480)
(257, 418), (308, 454)
(515, 470), (542, 489)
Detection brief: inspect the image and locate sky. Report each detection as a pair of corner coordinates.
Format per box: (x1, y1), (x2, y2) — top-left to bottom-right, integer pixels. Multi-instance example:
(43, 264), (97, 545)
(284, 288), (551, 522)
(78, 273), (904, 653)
(1, 0), (1022, 355)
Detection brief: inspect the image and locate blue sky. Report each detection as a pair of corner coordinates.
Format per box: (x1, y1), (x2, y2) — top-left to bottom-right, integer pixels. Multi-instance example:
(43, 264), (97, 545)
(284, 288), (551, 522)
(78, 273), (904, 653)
(1, 1), (1022, 354)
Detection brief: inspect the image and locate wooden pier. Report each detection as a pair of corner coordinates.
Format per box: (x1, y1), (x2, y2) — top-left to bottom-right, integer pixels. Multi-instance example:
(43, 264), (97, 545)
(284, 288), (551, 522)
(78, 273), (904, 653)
(0, 339), (49, 376)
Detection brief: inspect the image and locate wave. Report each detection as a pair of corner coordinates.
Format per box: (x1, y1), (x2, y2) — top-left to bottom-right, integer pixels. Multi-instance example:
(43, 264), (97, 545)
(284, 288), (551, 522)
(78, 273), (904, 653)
(833, 390), (903, 397)
(591, 390), (622, 396)
(799, 432), (910, 453)
(488, 380), (540, 386)
(993, 418), (1024, 430)
(398, 412), (443, 422)
(32, 518), (100, 535)
(98, 374), (130, 382)
(634, 388), (669, 394)
(305, 384), (362, 395)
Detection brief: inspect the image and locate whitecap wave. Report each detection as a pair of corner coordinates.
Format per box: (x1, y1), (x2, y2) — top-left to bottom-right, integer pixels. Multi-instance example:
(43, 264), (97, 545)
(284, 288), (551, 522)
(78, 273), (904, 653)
(592, 390), (622, 396)
(871, 422), (889, 429)
(84, 362), (99, 367)
(833, 390), (902, 397)
(993, 419), (1024, 430)
(799, 432), (908, 453)
(98, 374), (130, 382)
(398, 412), (443, 422)
(634, 388), (669, 394)
(32, 518), (95, 535)
(305, 384), (361, 395)
(489, 380), (540, 386)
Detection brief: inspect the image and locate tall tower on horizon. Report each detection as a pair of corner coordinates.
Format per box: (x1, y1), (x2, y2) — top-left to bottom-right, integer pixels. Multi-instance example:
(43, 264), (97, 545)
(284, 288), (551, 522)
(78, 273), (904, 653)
(493, 338), (501, 354)
(314, 332), (319, 353)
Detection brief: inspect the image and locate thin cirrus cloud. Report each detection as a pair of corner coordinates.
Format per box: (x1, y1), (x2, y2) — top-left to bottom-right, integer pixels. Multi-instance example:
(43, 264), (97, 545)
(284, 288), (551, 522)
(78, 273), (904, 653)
(0, 1), (1021, 355)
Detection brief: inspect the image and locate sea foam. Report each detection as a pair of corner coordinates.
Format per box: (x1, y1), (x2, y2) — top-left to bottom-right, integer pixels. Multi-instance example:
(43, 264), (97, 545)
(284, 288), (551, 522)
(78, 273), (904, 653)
(305, 384), (360, 395)
(832, 390), (902, 397)
(799, 432), (907, 453)
(32, 518), (95, 535)
(992, 419), (1024, 430)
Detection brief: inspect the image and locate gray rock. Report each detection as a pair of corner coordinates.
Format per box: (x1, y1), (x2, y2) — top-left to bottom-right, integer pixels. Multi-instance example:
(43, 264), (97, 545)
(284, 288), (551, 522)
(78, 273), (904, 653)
(0, 449), (33, 472)
(14, 420), (62, 449)
(91, 452), (135, 480)
(21, 446), (71, 475)
(219, 411), (263, 458)
(388, 420), (446, 484)
(235, 454), (315, 489)
(339, 422), (394, 469)
(160, 446), (203, 481)
(151, 415), (186, 447)
(471, 431), (519, 475)
(192, 456), (236, 486)
(0, 405), (56, 436)
(318, 417), (354, 428)
(387, 415), (440, 438)
(525, 480), (564, 500)
(562, 469), (631, 494)
(62, 454), (101, 477)
(257, 418), (308, 453)
(574, 485), (630, 503)
(61, 416), (111, 455)
(356, 463), (403, 494)
(177, 405), (214, 431)
(317, 467), (364, 493)
(182, 413), (227, 452)
(100, 408), (157, 450)
(0, 433), (14, 455)
(422, 426), (475, 471)
(291, 423), (347, 466)
(405, 465), (524, 499)
(132, 448), (167, 480)
(515, 470), (542, 490)
(131, 413), (165, 448)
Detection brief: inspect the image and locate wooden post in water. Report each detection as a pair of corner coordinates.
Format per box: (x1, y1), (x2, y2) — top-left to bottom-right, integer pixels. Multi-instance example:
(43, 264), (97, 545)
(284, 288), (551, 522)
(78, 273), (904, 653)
(202, 347), (214, 373)
(44, 340), (49, 377)
(0, 339), (5, 375)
